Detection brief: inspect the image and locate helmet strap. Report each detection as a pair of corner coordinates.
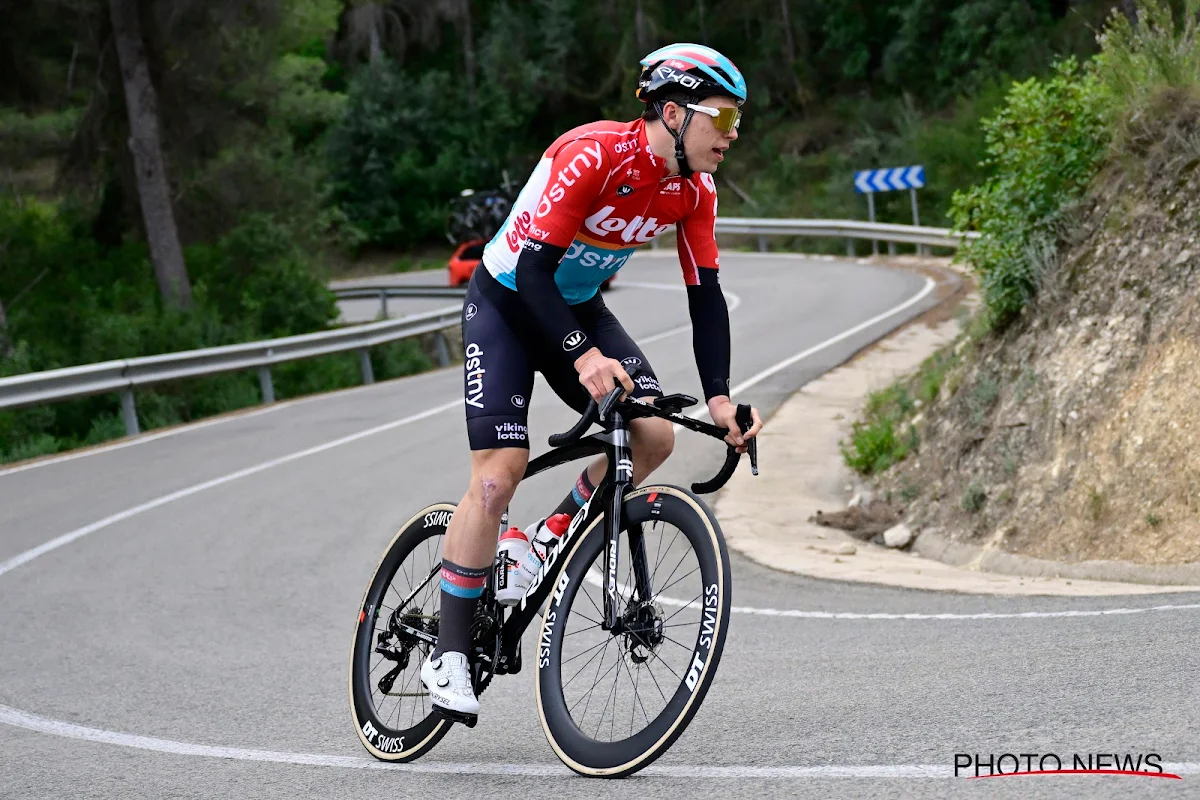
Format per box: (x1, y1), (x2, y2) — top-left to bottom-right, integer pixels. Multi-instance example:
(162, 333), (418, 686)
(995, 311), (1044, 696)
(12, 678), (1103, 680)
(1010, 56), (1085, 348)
(655, 100), (696, 179)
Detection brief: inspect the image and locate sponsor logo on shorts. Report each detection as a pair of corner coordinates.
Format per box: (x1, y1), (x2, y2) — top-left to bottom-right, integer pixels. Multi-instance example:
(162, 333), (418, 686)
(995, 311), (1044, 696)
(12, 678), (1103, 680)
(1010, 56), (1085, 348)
(511, 395), (526, 408)
(494, 422), (528, 442)
(634, 374), (661, 393)
(465, 303), (477, 321)
(465, 343), (485, 408)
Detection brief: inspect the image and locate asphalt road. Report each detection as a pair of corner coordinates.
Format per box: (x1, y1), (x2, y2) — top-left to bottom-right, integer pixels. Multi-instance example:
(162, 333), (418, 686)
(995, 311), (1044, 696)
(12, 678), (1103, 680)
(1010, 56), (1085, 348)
(2, 252), (1197, 800)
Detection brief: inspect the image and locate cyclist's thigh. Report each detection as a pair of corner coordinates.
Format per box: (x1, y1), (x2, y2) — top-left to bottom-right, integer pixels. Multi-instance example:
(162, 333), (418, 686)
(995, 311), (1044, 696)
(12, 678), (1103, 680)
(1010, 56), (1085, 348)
(537, 294), (664, 410)
(462, 272), (535, 450)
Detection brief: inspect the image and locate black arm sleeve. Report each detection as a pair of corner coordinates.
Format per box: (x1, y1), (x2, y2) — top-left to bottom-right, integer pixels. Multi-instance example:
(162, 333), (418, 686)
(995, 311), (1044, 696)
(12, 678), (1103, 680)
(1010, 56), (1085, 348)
(513, 238), (593, 365)
(686, 268), (731, 402)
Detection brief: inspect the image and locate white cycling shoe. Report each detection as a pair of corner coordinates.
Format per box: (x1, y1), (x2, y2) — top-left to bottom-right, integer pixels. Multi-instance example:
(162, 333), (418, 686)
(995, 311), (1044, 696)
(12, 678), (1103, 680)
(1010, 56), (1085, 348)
(421, 652), (480, 725)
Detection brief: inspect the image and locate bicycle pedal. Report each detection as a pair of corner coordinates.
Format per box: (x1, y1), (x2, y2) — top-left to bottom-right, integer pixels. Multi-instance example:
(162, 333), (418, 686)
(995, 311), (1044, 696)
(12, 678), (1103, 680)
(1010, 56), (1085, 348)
(432, 705), (478, 728)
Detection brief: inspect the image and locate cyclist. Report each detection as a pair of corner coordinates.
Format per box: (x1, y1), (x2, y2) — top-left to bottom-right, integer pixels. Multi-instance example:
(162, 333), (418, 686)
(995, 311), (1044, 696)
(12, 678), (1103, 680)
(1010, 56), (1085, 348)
(421, 43), (765, 722)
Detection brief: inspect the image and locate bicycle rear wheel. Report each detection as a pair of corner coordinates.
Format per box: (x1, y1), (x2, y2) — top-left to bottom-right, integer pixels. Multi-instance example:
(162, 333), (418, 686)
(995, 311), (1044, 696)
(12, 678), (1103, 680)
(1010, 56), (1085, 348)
(535, 485), (732, 777)
(349, 503), (455, 761)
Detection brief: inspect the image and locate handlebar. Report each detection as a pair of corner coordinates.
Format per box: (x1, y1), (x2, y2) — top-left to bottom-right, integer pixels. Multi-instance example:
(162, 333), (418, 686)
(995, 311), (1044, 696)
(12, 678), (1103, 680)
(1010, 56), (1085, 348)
(546, 377), (759, 494)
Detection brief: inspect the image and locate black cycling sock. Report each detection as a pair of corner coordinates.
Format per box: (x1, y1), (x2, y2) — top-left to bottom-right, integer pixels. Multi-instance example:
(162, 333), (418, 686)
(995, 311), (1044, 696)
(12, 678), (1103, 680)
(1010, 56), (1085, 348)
(551, 467), (596, 518)
(432, 559), (488, 659)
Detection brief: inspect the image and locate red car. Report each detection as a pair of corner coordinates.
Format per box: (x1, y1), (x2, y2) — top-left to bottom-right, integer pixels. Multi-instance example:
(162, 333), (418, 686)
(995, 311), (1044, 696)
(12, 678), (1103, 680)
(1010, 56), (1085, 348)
(448, 239), (614, 291)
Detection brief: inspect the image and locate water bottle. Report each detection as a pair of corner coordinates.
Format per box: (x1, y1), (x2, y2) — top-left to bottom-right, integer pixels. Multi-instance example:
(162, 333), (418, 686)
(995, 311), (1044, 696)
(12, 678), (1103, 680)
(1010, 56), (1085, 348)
(527, 513), (572, 561)
(494, 514), (572, 606)
(493, 527), (531, 605)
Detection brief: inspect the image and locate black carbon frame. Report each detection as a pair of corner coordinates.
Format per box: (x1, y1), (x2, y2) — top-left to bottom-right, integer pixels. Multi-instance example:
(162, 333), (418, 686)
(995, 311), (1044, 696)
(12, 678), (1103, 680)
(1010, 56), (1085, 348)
(496, 420), (636, 668)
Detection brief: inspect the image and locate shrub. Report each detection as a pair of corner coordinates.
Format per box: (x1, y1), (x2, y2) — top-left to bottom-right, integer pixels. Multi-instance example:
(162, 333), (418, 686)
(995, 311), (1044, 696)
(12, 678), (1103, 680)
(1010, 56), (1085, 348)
(950, 58), (1109, 326)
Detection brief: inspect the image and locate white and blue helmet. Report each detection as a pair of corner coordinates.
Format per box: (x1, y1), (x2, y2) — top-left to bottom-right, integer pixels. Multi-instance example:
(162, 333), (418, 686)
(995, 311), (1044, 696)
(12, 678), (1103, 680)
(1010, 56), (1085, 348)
(636, 43), (747, 105)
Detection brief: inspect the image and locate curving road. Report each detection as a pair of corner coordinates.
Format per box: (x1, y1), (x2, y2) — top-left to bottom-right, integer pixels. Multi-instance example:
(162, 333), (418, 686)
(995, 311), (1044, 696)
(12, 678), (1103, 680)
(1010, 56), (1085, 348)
(1, 252), (1197, 799)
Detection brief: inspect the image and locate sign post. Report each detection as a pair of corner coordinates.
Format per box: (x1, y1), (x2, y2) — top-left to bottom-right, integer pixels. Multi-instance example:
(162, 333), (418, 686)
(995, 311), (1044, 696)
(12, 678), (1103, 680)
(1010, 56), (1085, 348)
(854, 166), (926, 254)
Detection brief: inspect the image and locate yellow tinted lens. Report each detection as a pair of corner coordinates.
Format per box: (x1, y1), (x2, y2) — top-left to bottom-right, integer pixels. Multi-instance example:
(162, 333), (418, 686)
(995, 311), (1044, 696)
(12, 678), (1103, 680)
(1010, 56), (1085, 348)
(714, 107), (741, 133)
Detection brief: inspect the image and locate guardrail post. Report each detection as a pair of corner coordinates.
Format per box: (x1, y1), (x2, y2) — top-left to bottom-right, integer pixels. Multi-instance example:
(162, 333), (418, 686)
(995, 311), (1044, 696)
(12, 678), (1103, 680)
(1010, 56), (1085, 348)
(757, 235), (768, 253)
(359, 348), (375, 385)
(378, 289), (388, 318)
(434, 332), (451, 367)
(888, 241), (896, 256)
(846, 239), (855, 257)
(120, 389), (139, 436)
(258, 366), (275, 403)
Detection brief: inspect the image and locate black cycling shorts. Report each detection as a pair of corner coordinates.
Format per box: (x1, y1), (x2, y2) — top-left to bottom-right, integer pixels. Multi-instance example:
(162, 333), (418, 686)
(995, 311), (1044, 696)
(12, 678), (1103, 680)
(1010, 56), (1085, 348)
(461, 266), (663, 450)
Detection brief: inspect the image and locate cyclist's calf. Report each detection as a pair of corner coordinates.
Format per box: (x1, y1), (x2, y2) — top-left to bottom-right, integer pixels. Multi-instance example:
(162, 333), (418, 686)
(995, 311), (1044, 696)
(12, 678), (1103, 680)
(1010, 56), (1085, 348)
(444, 447), (528, 568)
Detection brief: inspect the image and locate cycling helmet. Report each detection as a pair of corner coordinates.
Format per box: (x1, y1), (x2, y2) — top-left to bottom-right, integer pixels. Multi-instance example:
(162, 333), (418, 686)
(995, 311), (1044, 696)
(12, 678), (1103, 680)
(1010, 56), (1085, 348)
(635, 44), (746, 178)
(636, 43), (747, 105)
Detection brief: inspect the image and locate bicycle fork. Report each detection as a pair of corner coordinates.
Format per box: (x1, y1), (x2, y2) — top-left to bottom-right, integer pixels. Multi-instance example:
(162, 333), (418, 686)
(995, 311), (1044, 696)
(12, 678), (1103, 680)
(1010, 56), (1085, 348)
(600, 410), (653, 631)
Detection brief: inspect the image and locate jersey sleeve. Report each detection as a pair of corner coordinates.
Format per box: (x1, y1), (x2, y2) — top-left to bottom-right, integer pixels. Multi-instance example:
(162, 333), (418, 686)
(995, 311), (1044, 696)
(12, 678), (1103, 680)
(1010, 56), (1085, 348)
(678, 175), (731, 402)
(675, 173), (720, 284)
(531, 138), (613, 247)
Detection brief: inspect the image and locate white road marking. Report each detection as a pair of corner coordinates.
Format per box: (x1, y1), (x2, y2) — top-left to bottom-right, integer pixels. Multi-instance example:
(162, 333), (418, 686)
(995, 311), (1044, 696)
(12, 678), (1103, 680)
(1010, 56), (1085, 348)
(0, 401), (300, 478)
(0, 399), (462, 579)
(580, 572), (1200, 620)
(5, 702), (1192, 778)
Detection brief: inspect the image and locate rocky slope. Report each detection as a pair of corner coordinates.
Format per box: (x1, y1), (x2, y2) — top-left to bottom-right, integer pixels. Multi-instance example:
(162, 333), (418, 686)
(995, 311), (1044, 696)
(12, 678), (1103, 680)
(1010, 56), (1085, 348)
(873, 124), (1200, 566)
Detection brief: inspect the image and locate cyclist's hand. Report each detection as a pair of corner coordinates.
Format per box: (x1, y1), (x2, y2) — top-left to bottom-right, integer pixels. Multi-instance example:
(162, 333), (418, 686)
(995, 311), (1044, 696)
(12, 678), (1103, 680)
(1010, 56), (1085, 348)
(707, 397), (763, 453)
(574, 348), (634, 403)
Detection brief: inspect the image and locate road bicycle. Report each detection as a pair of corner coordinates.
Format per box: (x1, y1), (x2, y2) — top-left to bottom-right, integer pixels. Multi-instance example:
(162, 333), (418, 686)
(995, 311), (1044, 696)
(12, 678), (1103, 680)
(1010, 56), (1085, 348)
(349, 379), (758, 777)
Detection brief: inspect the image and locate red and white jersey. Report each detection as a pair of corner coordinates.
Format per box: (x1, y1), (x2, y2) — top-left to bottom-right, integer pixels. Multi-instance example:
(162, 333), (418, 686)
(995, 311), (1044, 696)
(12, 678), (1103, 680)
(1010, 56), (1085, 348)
(483, 118), (720, 303)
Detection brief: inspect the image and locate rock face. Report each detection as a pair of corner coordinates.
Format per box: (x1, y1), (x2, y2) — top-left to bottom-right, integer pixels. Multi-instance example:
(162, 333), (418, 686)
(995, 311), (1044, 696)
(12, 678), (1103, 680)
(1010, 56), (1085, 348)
(877, 131), (1200, 567)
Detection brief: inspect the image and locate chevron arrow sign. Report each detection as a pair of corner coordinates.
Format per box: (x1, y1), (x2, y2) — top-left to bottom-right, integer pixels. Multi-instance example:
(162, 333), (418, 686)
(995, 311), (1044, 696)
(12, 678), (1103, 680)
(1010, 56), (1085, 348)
(854, 165), (925, 194)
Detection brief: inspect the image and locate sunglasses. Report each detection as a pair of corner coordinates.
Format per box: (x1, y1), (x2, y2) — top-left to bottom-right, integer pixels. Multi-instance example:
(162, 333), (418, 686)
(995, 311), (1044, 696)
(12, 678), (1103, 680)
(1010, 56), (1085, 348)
(686, 103), (742, 133)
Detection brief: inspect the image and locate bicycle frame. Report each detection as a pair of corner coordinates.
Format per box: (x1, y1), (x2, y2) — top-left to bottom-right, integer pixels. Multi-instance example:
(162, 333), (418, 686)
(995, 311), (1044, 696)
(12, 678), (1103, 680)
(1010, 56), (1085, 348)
(494, 408), (652, 672)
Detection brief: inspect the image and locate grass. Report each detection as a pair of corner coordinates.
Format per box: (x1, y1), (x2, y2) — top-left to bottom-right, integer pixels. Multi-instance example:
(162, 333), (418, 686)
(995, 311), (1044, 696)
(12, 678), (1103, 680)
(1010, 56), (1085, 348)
(841, 385), (921, 476)
(962, 482), (987, 513)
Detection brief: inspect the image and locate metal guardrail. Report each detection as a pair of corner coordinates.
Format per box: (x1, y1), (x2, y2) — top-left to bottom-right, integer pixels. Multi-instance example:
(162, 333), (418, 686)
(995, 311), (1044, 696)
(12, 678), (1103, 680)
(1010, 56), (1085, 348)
(331, 285), (468, 319)
(0, 218), (977, 439)
(0, 304), (461, 434)
(713, 217), (978, 253)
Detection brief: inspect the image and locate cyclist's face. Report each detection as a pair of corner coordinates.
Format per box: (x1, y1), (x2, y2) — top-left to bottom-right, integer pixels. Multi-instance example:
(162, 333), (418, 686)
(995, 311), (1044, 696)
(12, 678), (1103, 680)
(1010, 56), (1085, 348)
(682, 95), (739, 173)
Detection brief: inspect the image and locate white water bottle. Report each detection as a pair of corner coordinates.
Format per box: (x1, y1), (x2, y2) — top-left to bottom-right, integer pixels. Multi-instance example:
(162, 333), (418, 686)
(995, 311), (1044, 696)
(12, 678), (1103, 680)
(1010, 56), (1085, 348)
(493, 527), (531, 606)
(522, 512), (573, 566)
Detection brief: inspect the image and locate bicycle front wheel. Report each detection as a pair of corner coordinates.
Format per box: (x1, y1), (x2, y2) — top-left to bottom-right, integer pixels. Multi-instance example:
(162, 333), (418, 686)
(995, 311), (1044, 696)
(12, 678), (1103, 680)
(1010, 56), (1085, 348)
(535, 484), (732, 777)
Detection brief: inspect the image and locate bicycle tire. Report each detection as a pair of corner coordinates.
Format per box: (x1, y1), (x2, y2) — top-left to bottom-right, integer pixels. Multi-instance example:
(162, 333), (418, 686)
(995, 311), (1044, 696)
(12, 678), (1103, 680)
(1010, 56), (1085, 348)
(535, 485), (732, 777)
(349, 502), (456, 761)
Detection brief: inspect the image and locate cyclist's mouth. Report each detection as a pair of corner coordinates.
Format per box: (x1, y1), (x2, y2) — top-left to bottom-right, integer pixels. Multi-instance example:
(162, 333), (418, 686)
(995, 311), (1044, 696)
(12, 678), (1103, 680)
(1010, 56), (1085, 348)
(712, 148), (725, 161)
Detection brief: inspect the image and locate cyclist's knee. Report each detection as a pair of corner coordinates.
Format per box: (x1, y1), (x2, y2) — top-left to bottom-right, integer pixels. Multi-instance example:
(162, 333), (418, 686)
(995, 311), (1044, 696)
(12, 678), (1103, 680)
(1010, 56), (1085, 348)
(469, 449), (527, 514)
(631, 417), (674, 467)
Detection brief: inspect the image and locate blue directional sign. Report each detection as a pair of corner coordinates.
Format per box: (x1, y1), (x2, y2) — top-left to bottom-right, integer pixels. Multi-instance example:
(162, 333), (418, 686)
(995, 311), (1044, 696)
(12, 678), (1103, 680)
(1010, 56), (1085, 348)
(854, 165), (925, 194)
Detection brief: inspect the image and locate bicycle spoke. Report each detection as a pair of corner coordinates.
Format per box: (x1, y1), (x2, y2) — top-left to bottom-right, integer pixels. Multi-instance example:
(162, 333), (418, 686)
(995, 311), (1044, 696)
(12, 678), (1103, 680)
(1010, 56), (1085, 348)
(573, 637), (615, 722)
(657, 565), (700, 599)
(562, 637), (612, 670)
(661, 633), (695, 653)
(640, 653), (670, 702)
(655, 548), (693, 604)
(563, 622), (603, 637)
(573, 650), (623, 720)
(661, 592), (703, 626)
(597, 648), (623, 739)
(567, 610), (602, 628)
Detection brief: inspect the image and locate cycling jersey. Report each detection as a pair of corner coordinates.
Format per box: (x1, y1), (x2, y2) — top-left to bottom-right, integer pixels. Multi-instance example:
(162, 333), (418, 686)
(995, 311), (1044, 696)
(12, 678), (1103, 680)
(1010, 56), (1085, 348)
(464, 117), (732, 448)
(483, 118), (720, 303)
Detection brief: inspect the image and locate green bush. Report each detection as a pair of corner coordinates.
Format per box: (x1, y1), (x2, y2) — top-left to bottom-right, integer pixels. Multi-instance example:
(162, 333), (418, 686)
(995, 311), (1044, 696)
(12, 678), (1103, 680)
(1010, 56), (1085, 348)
(950, 57), (1109, 326)
(841, 417), (918, 476)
